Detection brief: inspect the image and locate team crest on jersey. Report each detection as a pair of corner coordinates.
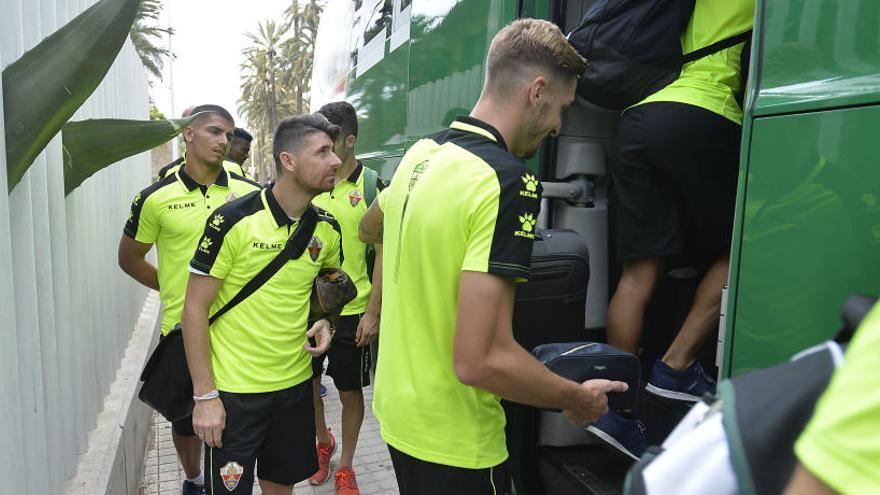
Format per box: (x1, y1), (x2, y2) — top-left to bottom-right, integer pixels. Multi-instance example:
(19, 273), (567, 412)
(515, 212), (537, 239)
(227, 192), (239, 202)
(220, 461), (244, 491)
(348, 189), (363, 207)
(308, 236), (323, 261)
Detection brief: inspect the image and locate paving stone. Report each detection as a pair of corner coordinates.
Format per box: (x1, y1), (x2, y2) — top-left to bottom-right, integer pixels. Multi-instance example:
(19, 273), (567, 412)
(138, 379), (398, 494)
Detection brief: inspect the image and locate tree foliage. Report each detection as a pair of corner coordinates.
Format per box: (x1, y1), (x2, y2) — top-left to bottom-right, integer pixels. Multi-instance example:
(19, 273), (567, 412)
(129, 0), (173, 80)
(238, 0), (324, 182)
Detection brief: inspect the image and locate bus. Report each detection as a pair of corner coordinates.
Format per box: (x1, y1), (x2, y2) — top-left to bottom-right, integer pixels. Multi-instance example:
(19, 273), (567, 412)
(311, 0), (880, 492)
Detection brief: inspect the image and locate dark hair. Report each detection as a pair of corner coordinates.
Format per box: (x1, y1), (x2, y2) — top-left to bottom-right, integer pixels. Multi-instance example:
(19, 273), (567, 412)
(317, 101), (358, 137)
(189, 104), (235, 125)
(273, 113), (340, 173)
(233, 127), (253, 143)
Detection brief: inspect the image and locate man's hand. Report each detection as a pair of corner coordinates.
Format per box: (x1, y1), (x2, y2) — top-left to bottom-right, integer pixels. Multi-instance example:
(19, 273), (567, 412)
(193, 397), (226, 448)
(305, 319), (333, 357)
(355, 311), (379, 347)
(562, 379), (629, 426)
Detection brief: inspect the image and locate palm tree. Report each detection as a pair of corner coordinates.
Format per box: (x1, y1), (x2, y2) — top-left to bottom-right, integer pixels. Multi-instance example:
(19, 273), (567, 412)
(282, 0), (323, 113)
(238, 1), (325, 182)
(129, 0), (173, 80)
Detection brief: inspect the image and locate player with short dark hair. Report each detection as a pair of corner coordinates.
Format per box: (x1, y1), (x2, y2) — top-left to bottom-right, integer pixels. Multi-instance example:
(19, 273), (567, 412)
(182, 113), (344, 495)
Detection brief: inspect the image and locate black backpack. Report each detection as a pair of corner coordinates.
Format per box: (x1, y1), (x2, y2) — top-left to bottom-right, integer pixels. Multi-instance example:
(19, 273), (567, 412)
(568, 0), (752, 110)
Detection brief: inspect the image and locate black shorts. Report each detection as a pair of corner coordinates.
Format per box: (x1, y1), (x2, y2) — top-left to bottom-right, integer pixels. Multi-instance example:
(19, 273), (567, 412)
(172, 415), (195, 437)
(388, 444), (510, 495)
(610, 101), (742, 261)
(311, 314), (371, 391)
(205, 380), (317, 493)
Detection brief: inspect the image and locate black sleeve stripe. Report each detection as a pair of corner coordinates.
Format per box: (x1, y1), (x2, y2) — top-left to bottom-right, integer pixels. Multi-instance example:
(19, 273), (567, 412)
(487, 262), (530, 279)
(229, 172), (262, 189)
(487, 159), (541, 279)
(189, 190), (262, 273)
(156, 157), (183, 180)
(123, 174), (176, 239)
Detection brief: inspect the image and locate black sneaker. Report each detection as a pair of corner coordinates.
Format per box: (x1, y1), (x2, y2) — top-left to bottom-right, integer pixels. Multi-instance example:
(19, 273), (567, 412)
(645, 359), (716, 402)
(586, 410), (647, 462)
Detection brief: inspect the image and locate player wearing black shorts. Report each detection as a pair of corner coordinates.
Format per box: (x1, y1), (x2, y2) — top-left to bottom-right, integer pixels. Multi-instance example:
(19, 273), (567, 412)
(308, 102), (385, 494)
(182, 114), (343, 495)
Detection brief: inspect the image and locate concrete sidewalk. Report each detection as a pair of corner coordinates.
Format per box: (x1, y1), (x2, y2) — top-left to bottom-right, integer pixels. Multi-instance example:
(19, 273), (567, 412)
(139, 379), (398, 494)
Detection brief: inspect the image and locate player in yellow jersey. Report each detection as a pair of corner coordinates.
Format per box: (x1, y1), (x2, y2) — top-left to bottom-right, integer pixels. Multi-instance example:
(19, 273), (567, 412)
(119, 104), (260, 495)
(359, 20), (627, 494)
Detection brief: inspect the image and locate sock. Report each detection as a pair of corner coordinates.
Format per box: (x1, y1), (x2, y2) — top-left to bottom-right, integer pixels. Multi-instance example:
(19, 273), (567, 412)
(187, 473), (205, 485)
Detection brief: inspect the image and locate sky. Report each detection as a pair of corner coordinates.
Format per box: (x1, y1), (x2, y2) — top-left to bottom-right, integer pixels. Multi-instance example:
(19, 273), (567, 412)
(151, 0), (293, 126)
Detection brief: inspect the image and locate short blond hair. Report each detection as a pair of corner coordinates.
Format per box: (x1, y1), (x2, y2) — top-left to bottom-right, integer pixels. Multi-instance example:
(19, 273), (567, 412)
(486, 19), (587, 89)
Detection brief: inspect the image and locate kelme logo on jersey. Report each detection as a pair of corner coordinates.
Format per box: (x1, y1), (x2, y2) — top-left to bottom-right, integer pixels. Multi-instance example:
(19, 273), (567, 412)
(132, 192), (142, 206)
(520, 173), (539, 199)
(220, 461), (244, 491)
(308, 236), (323, 261)
(198, 235), (213, 254)
(348, 189), (363, 207)
(515, 212), (536, 239)
(209, 213), (225, 231)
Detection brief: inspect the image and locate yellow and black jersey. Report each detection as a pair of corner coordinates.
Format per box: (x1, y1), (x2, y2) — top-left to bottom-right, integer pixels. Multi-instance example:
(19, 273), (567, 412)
(157, 156), (249, 181)
(189, 187), (343, 393)
(312, 162), (385, 316)
(373, 115), (542, 469)
(124, 167), (261, 334)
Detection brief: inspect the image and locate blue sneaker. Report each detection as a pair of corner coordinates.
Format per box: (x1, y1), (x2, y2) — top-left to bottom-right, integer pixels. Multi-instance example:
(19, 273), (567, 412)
(645, 359), (716, 402)
(319, 383), (328, 397)
(181, 480), (205, 495)
(586, 410), (646, 462)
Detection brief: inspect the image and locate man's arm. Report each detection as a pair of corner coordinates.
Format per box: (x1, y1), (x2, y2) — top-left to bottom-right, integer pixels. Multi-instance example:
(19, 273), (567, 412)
(358, 199), (383, 244)
(117, 235), (159, 290)
(453, 271), (627, 425)
(784, 464), (837, 495)
(356, 244), (382, 347)
(181, 272), (224, 447)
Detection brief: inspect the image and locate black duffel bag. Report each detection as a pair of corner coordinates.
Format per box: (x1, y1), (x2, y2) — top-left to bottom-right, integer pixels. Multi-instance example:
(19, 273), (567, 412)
(532, 341), (640, 414)
(139, 328), (192, 421)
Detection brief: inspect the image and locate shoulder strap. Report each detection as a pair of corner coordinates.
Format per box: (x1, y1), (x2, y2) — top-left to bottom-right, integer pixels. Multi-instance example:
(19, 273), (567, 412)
(682, 29), (752, 64)
(207, 207), (319, 325)
(363, 165), (379, 207)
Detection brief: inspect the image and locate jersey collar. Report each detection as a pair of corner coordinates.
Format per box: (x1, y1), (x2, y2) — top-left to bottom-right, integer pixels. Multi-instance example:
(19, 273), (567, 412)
(344, 161), (363, 185)
(176, 161), (230, 191)
(262, 187), (297, 228)
(450, 115), (508, 151)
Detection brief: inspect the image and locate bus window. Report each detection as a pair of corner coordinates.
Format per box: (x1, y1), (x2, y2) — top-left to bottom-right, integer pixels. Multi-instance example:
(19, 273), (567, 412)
(391, 0), (412, 51)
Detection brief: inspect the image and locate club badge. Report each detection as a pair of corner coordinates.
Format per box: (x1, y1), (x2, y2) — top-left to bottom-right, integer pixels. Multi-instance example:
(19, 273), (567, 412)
(348, 189), (363, 207)
(220, 461), (244, 491)
(308, 236), (323, 261)
(226, 192), (239, 202)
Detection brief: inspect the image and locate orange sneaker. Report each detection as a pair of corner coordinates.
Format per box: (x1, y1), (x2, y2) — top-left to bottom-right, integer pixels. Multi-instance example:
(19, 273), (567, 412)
(308, 429), (336, 485)
(334, 467), (360, 495)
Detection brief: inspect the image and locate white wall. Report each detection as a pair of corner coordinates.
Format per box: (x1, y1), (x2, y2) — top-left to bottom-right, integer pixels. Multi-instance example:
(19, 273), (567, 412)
(0, 0), (151, 493)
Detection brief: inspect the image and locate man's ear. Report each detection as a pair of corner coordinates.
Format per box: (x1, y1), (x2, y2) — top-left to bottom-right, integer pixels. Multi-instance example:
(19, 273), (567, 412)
(527, 75), (548, 106)
(183, 126), (194, 143)
(280, 151), (297, 173)
(346, 134), (357, 150)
